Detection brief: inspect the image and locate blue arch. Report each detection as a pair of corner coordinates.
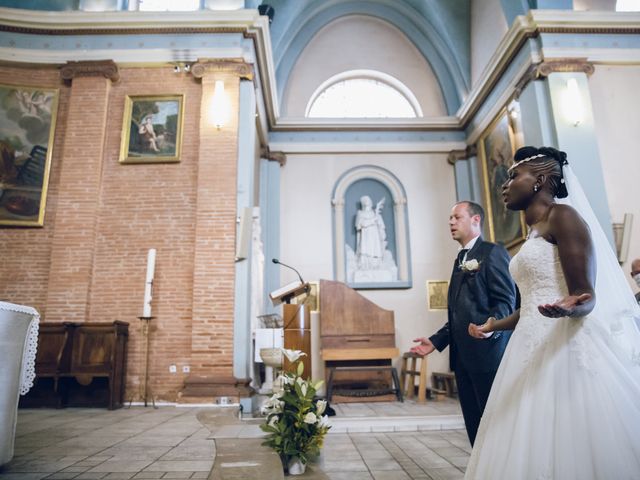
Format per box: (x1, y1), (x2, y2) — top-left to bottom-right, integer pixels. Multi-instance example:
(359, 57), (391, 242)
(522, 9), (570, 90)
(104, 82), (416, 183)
(273, 1), (469, 115)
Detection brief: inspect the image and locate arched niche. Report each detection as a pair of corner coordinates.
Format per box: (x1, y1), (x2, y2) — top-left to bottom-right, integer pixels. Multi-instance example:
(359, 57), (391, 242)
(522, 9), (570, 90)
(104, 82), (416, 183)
(332, 165), (412, 289)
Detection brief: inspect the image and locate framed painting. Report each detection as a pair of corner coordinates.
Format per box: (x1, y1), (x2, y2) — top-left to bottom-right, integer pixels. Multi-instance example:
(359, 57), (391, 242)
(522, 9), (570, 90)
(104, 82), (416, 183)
(0, 84), (59, 227)
(427, 280), (448, 311)
(119, 94), (184, 163)
(478, 108), (526, 248)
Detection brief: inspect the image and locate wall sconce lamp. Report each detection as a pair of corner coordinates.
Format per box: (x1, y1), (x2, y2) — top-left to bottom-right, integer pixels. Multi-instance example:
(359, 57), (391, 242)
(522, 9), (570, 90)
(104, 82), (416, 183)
(564, 78), (584, 127)
(210, 80), (231, 130)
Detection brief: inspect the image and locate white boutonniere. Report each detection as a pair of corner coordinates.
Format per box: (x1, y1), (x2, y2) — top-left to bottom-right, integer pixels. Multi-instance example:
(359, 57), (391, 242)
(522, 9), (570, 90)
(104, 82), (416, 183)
(460, 259), (481, 272)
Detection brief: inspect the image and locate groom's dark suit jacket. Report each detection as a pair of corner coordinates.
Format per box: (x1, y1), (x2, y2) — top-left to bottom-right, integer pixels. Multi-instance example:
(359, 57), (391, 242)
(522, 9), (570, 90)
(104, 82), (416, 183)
(430, 237), (516, 374)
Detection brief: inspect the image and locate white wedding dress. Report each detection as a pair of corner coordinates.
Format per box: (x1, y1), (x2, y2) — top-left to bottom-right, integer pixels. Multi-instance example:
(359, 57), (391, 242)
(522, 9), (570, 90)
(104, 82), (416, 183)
(465, 236), (640, 480)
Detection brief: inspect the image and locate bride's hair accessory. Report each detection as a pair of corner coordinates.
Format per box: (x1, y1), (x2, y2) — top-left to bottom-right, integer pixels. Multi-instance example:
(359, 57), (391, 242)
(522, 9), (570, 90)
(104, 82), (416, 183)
(510, 146), (569, 198)
(508, 153), (545, 171)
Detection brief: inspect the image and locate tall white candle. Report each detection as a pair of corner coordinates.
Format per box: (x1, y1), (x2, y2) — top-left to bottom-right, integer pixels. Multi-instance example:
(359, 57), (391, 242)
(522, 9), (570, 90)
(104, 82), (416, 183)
(142, 248), (156, 318)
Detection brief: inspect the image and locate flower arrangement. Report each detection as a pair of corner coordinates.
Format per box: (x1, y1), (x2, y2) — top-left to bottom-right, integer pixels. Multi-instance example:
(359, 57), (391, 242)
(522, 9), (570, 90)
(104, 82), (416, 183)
(460, 258), (481, 272)
(260, 349), (331, 470)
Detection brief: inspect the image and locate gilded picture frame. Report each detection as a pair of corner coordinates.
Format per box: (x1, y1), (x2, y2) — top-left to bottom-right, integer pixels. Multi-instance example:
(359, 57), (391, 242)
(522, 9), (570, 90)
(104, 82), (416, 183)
(119, 94), (184, 164)
(478, 108), (526, 249)
(0, 84), (59, 227)
(427, 280), (448, 311)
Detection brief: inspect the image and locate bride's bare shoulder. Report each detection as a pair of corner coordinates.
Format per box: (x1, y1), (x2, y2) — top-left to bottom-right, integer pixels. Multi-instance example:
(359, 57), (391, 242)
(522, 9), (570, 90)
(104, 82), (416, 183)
(548, 203), (590, 243)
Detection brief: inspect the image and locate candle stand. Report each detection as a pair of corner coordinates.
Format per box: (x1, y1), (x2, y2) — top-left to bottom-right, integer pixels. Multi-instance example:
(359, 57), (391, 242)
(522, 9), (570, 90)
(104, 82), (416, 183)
(139, 316), (157, 408)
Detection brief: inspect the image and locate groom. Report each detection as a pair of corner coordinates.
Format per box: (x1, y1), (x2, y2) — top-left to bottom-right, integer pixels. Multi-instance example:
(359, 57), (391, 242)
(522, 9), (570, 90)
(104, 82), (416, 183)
(412, 201), (517, 445)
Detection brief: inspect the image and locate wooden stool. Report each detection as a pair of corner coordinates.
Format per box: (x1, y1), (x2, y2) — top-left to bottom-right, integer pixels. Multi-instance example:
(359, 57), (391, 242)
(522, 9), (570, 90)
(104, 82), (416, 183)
(400, 352), (428, 403)
(432, 371), (457, 398)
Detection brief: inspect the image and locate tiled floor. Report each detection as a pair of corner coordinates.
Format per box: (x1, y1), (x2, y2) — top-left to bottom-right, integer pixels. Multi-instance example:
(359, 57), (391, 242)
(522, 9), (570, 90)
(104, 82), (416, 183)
(1, 399), (468, 480)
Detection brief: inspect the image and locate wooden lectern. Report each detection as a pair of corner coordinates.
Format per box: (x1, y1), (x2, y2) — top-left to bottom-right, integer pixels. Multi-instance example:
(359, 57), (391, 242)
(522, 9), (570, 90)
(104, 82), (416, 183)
(269, 281), (311, 379)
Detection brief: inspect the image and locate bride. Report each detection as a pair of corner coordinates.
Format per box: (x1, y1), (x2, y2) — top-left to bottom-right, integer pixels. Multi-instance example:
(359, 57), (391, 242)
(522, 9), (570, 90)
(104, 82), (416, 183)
(465, 146), (640, 479)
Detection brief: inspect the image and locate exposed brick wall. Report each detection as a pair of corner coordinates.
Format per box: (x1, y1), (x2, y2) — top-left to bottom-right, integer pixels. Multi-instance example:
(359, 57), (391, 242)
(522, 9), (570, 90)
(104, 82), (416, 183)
(0, 65), (240, 402)
(191, 73), (239, 378)
(46, 75), (111, 325)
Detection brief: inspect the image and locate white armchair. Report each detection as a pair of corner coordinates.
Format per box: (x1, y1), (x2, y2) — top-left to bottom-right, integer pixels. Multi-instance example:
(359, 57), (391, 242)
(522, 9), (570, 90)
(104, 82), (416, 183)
(0, 301), (39, 466)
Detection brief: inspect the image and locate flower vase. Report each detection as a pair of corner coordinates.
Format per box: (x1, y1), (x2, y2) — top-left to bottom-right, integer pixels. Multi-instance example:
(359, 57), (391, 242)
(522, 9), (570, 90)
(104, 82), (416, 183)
(287, 457), (306, 475)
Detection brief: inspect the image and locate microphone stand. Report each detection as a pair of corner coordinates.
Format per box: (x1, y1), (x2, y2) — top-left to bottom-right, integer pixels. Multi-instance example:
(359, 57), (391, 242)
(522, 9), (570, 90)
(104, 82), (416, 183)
(272, 259), (310, 299)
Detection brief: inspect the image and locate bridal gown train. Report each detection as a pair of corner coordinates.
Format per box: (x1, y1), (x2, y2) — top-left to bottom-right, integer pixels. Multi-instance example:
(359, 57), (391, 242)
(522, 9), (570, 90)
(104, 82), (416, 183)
(465, 236), (640, 480)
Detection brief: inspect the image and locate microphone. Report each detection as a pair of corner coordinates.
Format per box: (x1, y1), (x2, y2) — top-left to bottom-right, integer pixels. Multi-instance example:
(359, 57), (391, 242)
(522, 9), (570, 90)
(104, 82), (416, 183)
(272, 258), (306, 287)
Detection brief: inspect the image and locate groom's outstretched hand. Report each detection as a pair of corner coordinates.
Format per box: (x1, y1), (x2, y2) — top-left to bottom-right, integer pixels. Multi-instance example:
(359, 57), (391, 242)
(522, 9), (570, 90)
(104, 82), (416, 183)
(410, 337), (435, 356)
(538, 293), (593, 318)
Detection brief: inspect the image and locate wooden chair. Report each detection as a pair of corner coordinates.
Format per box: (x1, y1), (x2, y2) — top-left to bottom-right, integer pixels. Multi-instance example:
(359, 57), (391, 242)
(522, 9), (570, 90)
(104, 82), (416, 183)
(400, 352), (428, 403)
(432, 371), (457, 398)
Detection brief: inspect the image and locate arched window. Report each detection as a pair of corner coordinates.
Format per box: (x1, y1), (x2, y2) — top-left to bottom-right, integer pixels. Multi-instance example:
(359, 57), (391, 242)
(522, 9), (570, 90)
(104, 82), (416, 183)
(306, 70), (422, 118)
(616, 0), (640, 11)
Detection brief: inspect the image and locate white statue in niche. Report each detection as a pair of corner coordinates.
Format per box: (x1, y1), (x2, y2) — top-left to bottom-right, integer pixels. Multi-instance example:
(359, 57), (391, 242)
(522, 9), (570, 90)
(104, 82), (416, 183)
(346, 195), (398, 283)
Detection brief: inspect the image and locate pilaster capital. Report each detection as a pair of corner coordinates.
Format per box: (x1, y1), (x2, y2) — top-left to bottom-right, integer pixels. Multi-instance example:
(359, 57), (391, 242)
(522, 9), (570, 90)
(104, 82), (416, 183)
(191, 58), (254, 81)
(536, 59), (595, 77)
(261, 148), (286, 166)
(514, 59), (594, 99)
(60, 60), (119, 82)
(447, 145), (477, 165)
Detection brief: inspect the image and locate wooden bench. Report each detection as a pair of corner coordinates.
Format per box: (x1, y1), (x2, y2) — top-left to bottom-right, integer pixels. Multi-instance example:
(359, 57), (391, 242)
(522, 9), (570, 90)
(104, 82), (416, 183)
(20, 321), (129, 409)
(326, 365), (403, 402)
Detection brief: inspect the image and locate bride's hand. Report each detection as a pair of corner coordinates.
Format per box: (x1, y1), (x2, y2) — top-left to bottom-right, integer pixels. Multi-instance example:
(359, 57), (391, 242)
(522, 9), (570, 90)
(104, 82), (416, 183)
(468, 317), (495, 339)
(538, 293), (592, 318)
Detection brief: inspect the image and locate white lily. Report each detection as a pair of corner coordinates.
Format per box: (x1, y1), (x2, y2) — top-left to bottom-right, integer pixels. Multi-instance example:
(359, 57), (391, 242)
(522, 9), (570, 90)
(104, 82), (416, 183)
(282, 349), (306, 363)
(303, 412), (317, 424)
(316, 399), (327, 415)
(318, 414), (330, 427)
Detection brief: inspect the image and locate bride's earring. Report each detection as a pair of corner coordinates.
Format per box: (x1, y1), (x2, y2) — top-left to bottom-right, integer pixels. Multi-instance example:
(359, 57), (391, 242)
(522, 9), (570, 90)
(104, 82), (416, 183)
(533, 185), (539, 192)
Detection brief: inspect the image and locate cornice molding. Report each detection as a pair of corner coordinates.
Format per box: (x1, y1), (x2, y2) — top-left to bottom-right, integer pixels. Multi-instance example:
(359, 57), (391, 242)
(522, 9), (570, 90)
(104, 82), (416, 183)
(60, 59), (119, 82)
(271, 117), (460, 132)
(0, 7), (263, 32)
(267, 141), (467, 155)
(191, 58), (254, 81)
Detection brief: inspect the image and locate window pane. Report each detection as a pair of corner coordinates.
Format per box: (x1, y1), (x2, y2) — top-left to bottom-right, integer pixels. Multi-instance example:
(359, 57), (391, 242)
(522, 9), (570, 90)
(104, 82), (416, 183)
(307, 78), (418, 118)
(617, 0), (640, 11)
(139, 0), (200, 11)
